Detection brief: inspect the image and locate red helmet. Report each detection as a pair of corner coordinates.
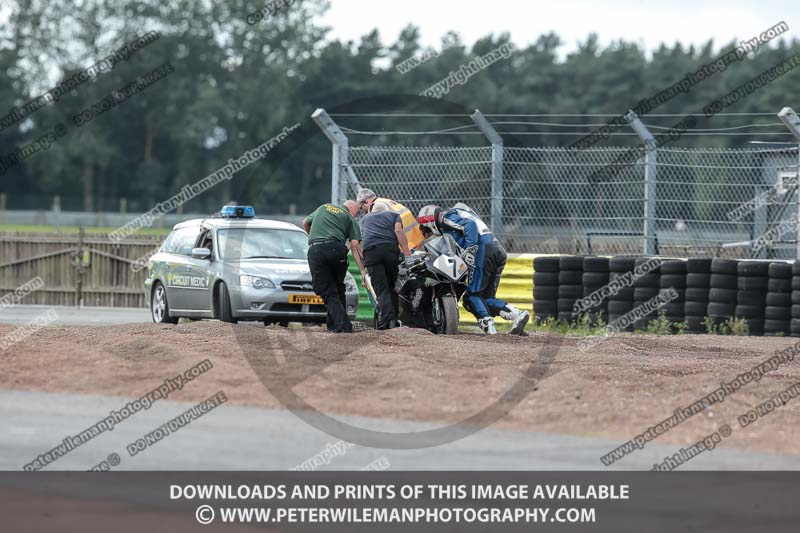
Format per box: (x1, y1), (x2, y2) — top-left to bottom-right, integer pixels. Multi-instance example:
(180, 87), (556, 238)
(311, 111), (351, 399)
(417, 205), (443, 235)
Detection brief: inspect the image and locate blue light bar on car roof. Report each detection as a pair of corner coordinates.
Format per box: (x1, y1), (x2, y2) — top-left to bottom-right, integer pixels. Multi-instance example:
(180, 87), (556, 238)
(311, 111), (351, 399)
(220, 205), (255, 218)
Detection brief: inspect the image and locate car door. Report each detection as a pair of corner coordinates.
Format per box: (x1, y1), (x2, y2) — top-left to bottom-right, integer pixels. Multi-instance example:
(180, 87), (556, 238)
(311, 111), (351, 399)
(164, 226), (205, 312)
(181, 227), (215, 312)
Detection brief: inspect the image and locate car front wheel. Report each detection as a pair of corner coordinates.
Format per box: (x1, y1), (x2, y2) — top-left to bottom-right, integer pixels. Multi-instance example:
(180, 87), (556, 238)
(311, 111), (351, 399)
(151, 282), (179, 324)
(218, 282), (238, 324)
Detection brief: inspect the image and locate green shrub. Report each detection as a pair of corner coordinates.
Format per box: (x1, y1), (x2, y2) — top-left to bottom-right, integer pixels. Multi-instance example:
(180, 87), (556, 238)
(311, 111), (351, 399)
(645, 311), (673, 335)
(703, 316), (748, 336)
(726, 317), (749, 336)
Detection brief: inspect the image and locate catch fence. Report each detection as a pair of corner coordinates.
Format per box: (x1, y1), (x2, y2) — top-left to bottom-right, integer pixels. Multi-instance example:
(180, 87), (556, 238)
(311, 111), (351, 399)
(315, 109), (800, 259)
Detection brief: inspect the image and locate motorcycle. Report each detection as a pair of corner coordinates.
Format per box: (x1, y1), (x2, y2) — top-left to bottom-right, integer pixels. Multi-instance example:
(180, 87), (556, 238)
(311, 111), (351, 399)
(395, 233), (469, 334)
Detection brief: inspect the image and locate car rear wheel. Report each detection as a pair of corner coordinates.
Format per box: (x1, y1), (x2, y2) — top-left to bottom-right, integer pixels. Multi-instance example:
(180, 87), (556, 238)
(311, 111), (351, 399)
(218, 282), (238, 324)
(151, 282), (178, 324)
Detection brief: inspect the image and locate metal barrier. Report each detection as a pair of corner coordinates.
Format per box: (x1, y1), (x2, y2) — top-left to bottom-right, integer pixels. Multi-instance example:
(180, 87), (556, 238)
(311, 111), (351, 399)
(458, 253), (535, 325)
(347, 259), (374, 322)
(349, 254), (536, 326)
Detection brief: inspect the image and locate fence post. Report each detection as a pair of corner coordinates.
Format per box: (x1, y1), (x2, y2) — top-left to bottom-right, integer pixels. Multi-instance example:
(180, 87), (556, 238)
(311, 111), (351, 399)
(777, 107), (800, 259)
(471, 110), (504, 235)
(626, 110), (657, 256)
(75, 227), (85, 307)
(312, 108), (358, 204)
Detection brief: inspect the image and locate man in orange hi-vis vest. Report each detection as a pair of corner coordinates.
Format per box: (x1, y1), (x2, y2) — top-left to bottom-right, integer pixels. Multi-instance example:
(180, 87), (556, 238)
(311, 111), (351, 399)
(356, 189), (424, 250)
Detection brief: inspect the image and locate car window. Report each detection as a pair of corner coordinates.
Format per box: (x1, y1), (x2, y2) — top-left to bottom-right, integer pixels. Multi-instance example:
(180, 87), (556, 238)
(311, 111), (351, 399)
(198, 229), (214, 253)
(216, 228), (308, 260)
(161, 227), (202, 255)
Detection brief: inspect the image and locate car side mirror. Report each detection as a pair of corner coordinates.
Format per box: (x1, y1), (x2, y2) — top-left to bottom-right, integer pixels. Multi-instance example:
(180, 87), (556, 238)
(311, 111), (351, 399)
(191, 247), (211, 260)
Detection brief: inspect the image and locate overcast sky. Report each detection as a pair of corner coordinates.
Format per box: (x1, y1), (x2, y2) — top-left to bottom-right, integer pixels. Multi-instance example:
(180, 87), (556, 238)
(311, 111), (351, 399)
(1, 1), (795, 60)
(320, 0), (799, 57)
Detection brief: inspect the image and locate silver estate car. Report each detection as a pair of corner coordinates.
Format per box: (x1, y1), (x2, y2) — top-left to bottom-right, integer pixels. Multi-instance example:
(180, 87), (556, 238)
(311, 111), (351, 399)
(144, 206), (359, 325)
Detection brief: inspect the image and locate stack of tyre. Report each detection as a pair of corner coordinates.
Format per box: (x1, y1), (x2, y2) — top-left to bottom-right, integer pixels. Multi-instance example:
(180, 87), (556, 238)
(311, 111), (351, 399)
(684, 258), (712, 333)
(582, 257), (610, 325)
(708, 258), (737, 328)
(659, 260), (686, 326)
(607, 257), (637, 331)
(793, 260), (800, 337)
(533, 256), (559, 322)
(736, 261), (768, 336)
(765, 262), (792, 336)
(557, 256), (584, 324)
(632, 257), (661, 329)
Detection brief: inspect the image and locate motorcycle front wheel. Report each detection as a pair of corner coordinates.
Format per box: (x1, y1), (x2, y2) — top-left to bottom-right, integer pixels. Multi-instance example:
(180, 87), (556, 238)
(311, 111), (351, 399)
(433, 293), (460, 335)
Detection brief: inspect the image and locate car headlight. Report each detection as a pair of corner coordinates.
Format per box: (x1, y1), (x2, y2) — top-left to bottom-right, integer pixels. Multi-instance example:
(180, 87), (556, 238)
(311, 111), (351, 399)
(239, 274), (275, 289)
(344, 275), (357, 293)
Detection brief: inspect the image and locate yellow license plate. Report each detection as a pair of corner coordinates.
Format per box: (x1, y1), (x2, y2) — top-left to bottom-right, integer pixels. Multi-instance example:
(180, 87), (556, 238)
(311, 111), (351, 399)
(288, 294), (324, 305)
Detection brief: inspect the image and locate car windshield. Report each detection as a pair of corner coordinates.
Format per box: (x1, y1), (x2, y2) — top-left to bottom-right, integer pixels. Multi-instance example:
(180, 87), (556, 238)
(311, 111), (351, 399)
(216, 228), (308, 260)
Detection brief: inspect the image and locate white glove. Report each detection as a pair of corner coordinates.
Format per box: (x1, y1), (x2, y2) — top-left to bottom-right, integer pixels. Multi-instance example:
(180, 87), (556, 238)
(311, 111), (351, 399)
(462, 245), (478, 268)
(402, 256), (418, 268)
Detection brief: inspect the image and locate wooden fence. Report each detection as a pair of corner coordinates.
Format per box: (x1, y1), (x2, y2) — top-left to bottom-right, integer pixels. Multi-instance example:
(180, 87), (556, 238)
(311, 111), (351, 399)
(0, 231), (165, 308)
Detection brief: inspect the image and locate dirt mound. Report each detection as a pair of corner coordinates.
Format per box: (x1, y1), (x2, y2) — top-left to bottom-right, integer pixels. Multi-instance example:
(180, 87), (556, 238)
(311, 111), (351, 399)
(1, 321), (800, 455)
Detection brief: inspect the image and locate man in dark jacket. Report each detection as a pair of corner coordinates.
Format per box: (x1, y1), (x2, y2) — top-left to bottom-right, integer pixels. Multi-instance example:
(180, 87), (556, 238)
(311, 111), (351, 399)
(360, 202), (411, 329)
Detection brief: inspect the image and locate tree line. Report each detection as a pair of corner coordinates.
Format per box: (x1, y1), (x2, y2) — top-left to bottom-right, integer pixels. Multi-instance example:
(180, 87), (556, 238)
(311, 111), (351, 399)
(0, 0), (798, 216)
